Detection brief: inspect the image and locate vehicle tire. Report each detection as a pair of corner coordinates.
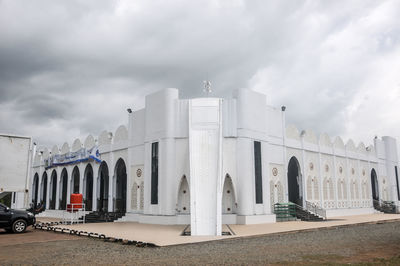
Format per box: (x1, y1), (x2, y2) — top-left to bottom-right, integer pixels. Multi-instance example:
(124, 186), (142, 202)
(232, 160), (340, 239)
(12, 219), (27, 233)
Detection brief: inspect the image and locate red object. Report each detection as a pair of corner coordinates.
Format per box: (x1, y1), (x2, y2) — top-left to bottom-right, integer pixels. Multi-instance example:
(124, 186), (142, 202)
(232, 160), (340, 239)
(67, 193), (83, 212)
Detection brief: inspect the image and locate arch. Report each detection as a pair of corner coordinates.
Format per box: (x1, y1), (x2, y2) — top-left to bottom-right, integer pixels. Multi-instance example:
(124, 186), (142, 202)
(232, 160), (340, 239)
(371, 168), (379, 201)
(84, 164), (93, 211)
(333, 137), (345, 150)
(42, 148), (50, 160)
(222, 174), (236, 214)
(303, 129), (318, 144)
(40, 172), (48, 208)
(71, 166), (80, 194)
(286, 124), (300, 140)
(51, 145), (59, 155)
(98, 130), (112, 145)
(114, 158), (127, 213)
(84, 135), (95, 149)
(131, 182), (138, 210)
(288, 156), (303, 206)
(60, 142), (70, 154)
(345, 139), (357, 152)
(114, 125), (128, 142)
(98, 161), (109, 212)
(71, 139), (82, 152)
(177, 175), (190, 214)
(319, 133), (332, 147)
(140, 181), (144, 210)
(59, 168), (68, 210)
(49, 170), (57, 209)
(32, 173), (39, 207)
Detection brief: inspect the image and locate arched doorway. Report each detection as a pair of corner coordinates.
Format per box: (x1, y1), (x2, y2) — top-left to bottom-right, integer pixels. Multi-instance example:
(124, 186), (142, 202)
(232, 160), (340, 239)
(59, 168), (68, 210)
(287, 156), (303, 206)
(84, 164), (93, 211)
(371, 168), (379, 201)
(98, 162), (109, 212)
(222, 174), (236, 214)
(71, 166), (80, 194)
(40, 172), (48, 208)
(114, 158), (127, 213)
(32, 173), (39, 207)
(177, 175), (190, 214)
(49, 170), (57, 209)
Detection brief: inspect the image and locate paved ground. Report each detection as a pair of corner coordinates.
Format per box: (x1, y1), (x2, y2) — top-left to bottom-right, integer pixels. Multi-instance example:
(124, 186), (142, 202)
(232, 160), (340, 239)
(37, 213), (400, 246)
(0, 220), (400, 265)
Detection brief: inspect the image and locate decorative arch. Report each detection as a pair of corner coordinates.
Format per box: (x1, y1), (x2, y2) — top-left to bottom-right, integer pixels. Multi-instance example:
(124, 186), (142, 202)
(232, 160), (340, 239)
(222, 174), (236, 214)
(59, 168), (68, 210)
(177, 175), (190, 214)
(84, 164), (93, 211)
(371, 168), (379, 201)
(40, 172), (48, 208)
(287, 156), (303, 206)
(71, 166), (80, 194)
(114, 158), (127, 213)
(98, 161), (109, 212)
(32, 173), (39, 207)
(131, 182), (138, 211)
(49, 170), (57, 209)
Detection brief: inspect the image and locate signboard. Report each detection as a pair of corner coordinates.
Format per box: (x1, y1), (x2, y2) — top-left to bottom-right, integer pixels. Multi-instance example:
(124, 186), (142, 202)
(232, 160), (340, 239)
(45, 146), (101, 169)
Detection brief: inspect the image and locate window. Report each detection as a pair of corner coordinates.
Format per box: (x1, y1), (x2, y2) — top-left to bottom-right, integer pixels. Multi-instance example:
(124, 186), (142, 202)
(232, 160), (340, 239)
(151, 142), (159, 204)
(254, 141), (263, 204)
(395, 166), (400, 201)
(13, 192), (16, 204)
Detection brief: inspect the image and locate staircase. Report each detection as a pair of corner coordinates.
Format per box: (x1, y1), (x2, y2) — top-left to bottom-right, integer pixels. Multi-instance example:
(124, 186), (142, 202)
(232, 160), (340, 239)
(373, 200), (399, 214)
(274, 202), (326, 222)
(273, 203), (297, 221)
(81, 211), (125, 223)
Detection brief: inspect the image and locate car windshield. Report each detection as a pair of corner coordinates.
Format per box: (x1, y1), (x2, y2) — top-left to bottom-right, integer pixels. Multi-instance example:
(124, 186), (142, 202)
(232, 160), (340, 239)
(0, 203), (6, 210)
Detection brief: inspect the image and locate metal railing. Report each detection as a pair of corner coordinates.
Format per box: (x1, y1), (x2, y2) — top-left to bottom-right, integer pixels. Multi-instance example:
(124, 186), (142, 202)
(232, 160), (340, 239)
(62, 203), (86, 225)
(305, 201), (327, 220)
(373, 199), (399, 213)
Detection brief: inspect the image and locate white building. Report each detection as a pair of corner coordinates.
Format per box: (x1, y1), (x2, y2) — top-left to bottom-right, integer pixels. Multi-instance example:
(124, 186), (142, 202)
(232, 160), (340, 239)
(31, 88), (400, 235)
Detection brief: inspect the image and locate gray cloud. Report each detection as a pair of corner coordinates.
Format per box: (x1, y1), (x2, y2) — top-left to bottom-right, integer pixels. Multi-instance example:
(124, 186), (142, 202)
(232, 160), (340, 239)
(0, 0), (399, 148)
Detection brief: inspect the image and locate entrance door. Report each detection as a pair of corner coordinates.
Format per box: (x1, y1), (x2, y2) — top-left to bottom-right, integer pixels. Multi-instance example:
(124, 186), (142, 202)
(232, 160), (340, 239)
(114, 158), (127, 213)
(98, 162), (109, 212)
(84, 164), (93, 211)
(371, 168), (379, 201)
(287, 157), (303, 206)
(50, 171), (57, 209)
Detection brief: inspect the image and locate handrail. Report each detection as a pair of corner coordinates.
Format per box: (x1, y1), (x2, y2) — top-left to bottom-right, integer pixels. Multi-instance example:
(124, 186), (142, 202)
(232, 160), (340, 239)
(305, 201), (327, 220)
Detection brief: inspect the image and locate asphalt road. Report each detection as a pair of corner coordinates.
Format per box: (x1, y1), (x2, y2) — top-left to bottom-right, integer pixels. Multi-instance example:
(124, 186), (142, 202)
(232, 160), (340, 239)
(1, 221), (400, 265)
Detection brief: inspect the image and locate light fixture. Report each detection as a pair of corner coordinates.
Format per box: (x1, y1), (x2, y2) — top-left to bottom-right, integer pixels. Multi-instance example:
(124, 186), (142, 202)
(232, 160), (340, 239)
(127, 108), (132, 113)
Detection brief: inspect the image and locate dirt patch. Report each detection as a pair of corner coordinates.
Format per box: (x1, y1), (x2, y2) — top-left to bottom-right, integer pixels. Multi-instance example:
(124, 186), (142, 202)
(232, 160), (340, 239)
(0, 227), (79, 247)
(0, 220), (400, 265)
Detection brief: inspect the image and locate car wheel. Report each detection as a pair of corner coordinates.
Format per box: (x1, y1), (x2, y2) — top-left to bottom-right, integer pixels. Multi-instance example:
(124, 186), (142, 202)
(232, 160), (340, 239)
(12, 219), (27, 233)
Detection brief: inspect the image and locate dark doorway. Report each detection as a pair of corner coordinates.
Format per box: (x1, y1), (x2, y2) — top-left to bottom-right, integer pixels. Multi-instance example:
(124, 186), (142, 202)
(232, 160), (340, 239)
(371, 168), (379, 201)
(59, 168), (68, 210)
(41, 172), (48, 208)
(50, 170), (57, 209)
(98, 162), (109, 212)
(72, 166), (80, 194)
(287, 157), (302, 206)
(84, 164), (93, 211)
(32, 173), (39, 207)
(114, 158), (127, 213)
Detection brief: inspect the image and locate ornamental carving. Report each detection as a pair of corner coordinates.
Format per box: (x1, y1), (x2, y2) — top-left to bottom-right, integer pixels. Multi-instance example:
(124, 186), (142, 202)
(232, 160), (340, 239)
(362, 170), (366, 176)
(351, 168), (355, 175)
(339, 166), (343, 174)
(136, 168), (142, 177)
(272, 167), (278, 176)
(309, 162), (314, 171)
(325, 165), (329, 172)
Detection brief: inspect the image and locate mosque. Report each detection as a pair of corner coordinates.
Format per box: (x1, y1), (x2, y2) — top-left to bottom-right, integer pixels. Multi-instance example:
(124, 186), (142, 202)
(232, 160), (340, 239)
(30, 88), (400, 235)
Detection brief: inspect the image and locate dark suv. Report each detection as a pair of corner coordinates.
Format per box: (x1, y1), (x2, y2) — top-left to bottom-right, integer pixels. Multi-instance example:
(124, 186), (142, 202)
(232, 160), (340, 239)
(0, 203), (36, 233)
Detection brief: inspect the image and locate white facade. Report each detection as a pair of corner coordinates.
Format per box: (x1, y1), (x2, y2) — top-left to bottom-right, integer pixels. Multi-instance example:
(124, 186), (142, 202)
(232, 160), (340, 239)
(0, 134), (33, 209)
(31, 88), (400, 235)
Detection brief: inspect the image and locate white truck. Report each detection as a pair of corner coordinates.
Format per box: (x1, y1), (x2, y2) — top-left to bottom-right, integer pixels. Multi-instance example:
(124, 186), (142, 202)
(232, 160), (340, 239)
(0, 134), (33, 209)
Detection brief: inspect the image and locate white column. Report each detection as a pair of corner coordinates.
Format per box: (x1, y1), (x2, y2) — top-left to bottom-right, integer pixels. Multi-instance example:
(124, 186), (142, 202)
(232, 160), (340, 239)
(55, 167), (60, 210)
(46, 171), (50, 209)
(333, 152), (339, 209)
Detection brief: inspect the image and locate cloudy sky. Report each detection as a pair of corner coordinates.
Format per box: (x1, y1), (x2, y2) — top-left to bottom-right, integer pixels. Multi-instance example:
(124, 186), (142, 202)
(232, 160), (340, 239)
(0, 0), (399, 149)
